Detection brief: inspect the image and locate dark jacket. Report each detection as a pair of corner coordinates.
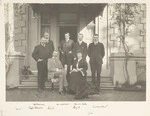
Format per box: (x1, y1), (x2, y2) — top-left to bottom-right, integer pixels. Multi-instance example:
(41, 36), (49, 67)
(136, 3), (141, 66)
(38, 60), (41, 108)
(46, 40), (54, 58)
(58, 39), (74, 54)
(72, 59), (88, 76)
(32, 44), (50, 63)
(32, 40), (54, 62)
(73, 41), (87, 60)
(58, 39), (75, 65)
(88, 42), (105, 64)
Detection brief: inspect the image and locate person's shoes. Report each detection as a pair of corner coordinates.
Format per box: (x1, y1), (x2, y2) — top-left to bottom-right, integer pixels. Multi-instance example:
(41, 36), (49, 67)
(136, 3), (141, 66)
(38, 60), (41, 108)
(93, 89), (99, 94)
(74, 96), (79, 99)
(64, 87), (69, 93)
(59, 91), (65, 95)
(68, 90), (75, 94)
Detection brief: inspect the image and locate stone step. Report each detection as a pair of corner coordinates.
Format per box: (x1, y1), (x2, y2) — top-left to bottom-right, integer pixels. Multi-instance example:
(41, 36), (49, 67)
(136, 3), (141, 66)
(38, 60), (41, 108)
(20, 81), (55, 86)
(20, 75), (114, 90)
(21, 81), (113, 85)
(18, 85), (114, 90)
(22, 76), (113, 83)
(19, 81), (114, 90)
(87, 77), (112, 82)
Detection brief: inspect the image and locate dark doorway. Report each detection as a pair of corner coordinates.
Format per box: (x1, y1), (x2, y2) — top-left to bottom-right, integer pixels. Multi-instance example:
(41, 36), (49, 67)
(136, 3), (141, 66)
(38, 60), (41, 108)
(59, 26), (77, 42)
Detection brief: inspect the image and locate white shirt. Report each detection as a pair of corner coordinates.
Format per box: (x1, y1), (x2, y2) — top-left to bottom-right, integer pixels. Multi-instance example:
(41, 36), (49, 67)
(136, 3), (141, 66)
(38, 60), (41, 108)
(78, 41), (83, 45)
(76, 58), (82, 68)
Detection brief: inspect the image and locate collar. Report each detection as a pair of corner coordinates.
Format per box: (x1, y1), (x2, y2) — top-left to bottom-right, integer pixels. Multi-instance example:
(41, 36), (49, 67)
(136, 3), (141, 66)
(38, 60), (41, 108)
(41, 43), (46, 47)
(94, 42), (99, 45)
(78, 41), (83, 45)
(77, 58), (82, 62)
(65, 39), (70, 42)
(52, 57), (57, 60)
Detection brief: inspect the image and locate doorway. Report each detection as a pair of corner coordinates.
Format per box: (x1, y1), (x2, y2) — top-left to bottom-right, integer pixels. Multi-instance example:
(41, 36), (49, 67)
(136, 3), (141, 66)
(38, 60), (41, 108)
(59, 26), (77, 42)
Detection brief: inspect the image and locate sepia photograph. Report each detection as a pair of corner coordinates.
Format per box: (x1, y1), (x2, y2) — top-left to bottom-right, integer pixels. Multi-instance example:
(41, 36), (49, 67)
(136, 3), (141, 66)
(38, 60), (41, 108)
(4, 3), (146, 102)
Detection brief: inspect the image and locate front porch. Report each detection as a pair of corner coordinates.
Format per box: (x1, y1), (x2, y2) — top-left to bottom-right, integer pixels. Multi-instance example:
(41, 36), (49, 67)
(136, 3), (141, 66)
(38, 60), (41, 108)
(5, 3), (146, 90)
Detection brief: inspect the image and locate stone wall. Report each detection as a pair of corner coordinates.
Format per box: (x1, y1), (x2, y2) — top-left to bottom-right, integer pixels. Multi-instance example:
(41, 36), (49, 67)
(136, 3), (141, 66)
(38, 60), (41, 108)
(108, 4), (146, 83)
(14, 4), (28, 64)
(108, 4), (146, 55)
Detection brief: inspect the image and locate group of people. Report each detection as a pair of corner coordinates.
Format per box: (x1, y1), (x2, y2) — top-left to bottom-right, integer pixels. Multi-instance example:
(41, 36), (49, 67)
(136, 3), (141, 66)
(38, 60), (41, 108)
(32, 32), (105, 99)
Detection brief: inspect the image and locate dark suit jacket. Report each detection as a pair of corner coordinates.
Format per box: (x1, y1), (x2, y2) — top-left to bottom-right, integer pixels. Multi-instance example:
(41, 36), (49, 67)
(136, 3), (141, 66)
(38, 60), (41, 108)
(73, 41), (87, 60)
(58, 39), (75, 65)
(46, 40), (54, 58)
(32, 44), (50, 63)
(88, 42), (105, 64)
(72, 59), (88, 76)
(32, 40), (54, 63)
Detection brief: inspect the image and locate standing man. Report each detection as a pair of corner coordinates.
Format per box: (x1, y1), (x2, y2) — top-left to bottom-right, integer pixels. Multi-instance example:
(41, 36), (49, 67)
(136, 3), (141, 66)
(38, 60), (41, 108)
(44, 32), (54, 81)
(58, 32), (74, 83)
(32, 32), (54, 92)
(88, 34), (105, 92)
(73, 33), (87, 61)
(44, 32), (54, 59)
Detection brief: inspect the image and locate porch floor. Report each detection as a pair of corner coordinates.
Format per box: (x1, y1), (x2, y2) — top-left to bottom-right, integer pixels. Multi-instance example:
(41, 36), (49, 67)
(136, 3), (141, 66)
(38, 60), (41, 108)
(6, 88), (146, 101)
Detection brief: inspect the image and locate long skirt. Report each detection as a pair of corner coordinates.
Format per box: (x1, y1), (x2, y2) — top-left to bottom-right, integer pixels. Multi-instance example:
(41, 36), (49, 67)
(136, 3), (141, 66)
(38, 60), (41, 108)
(69, 71), (89, 99)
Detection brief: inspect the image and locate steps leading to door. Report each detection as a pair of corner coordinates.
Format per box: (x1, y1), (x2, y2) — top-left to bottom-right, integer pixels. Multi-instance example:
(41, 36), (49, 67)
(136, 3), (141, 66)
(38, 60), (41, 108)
(19, 75), (114, 89)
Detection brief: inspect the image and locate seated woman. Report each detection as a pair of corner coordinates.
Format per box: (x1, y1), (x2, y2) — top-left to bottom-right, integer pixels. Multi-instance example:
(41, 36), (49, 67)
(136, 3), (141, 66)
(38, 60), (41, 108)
(69, 51), (89, 99)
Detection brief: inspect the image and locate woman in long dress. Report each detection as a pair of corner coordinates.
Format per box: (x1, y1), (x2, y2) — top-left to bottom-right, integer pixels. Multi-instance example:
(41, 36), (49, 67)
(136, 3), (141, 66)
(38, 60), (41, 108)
(69, 51), (89, 99)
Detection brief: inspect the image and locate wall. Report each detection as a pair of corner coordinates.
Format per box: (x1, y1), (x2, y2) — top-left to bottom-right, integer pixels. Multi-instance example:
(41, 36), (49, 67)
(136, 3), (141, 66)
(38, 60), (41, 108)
(108, 4), (146, 55)
(14, 4), (28, 65)
(108, 4), (146, 82)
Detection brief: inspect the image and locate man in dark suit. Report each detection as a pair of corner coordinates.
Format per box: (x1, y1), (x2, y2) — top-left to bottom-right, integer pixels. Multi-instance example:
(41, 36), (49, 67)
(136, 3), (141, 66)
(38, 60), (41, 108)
(88, 34), (105, 92)
(58, 32), (75, 83)
(44, 32), (54, 80)
(73, 33), (87, 61)
(32, 33), (54, 92)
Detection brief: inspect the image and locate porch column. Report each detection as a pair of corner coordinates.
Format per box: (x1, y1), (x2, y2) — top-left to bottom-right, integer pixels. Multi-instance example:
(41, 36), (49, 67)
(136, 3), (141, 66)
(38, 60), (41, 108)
(5, 4), (25, 88)
(95, 15), (99, 35)
(50, 9), (58, 50)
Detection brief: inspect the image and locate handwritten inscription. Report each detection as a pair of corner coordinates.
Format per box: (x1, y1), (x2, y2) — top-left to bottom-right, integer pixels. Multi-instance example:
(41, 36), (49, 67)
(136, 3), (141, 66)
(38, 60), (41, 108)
(56, 103), (69, 106)
(28, 103), (44, 110)
(73, 102), (87, 110)
(93, 104), (108, 108)
(73, 105), (80, 109)
(88, 112), (94, 115)
(14, 103), (108, 111)
(27, 103), (55, 110)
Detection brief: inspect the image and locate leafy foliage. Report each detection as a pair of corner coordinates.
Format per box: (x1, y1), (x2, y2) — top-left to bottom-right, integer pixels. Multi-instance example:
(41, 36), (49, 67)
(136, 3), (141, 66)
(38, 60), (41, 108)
(110, 4), (140, 85)
(110, 3), (140, 53)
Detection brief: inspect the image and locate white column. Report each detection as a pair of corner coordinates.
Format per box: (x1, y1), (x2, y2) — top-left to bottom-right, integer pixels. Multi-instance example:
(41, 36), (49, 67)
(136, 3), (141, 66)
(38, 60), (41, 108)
(7, 3), (15, 55)
(95, 15), (99, 35)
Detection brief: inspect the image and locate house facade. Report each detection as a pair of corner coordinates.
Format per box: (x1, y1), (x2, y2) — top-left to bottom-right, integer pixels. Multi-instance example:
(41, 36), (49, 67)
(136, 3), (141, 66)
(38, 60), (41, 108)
(5, 3), (146, 88)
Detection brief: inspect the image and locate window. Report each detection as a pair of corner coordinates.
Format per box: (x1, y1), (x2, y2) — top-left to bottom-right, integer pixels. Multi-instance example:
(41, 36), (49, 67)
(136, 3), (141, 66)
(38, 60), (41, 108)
(41, 12), (50, 37)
